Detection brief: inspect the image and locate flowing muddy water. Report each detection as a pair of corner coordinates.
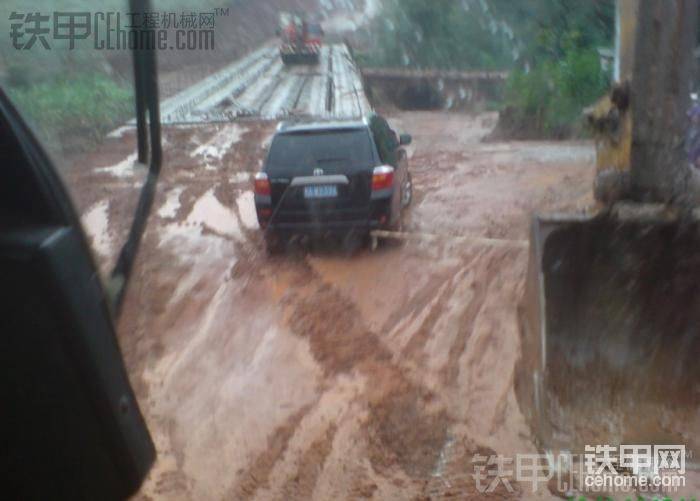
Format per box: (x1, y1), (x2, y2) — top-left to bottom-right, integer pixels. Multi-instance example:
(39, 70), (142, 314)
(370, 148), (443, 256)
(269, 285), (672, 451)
(66, 110), (608, 499)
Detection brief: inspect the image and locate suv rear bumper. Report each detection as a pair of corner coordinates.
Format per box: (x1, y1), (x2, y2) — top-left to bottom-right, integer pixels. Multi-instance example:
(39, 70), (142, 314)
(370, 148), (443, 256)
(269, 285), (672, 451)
(258, 198), (393, 236)
(268, 219), (381, 236)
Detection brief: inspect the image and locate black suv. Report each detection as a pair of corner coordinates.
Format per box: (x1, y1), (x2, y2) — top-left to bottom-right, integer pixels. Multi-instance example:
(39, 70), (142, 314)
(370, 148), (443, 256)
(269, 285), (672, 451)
(254, 115), (412, 252)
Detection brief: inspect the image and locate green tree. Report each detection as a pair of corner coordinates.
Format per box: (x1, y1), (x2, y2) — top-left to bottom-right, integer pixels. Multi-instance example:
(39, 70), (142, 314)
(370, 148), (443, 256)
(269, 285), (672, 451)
(490, 0), (614, 65)
(365, 0), (514, 70)
(497, 0), (614, 137)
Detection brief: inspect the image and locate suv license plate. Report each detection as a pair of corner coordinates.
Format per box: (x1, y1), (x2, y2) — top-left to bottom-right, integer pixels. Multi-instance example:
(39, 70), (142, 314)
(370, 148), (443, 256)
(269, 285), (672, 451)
(304, 185), (338, 199)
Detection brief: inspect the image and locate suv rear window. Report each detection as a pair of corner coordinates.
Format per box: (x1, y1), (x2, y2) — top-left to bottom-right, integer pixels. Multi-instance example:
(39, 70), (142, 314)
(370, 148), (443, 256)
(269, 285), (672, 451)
(266, 129), (375, 175)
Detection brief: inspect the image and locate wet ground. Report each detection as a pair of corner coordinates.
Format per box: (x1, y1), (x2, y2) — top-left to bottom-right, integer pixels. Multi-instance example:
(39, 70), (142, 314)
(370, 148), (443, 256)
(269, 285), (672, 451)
(70, 108), (603, 499)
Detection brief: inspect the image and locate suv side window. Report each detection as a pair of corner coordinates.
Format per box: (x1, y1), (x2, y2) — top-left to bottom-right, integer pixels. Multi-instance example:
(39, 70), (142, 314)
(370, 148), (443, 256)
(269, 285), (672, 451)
(369, 114), (399, 166)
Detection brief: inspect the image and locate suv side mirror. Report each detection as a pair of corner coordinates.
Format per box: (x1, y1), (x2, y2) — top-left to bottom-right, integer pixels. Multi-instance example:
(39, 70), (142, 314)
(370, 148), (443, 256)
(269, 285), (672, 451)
(399, 133), (412, 146)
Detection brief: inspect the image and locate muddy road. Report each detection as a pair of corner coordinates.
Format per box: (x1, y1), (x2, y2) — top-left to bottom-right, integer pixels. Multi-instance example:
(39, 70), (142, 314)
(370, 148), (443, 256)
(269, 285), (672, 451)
(71, 108), (596, 499)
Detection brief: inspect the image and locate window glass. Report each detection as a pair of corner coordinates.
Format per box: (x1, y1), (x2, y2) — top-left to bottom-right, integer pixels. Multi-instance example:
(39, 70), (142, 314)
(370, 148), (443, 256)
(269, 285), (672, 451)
(4, 1), (699, 499)
(266, 130), (375, 173)
(1, 0), (139, 279)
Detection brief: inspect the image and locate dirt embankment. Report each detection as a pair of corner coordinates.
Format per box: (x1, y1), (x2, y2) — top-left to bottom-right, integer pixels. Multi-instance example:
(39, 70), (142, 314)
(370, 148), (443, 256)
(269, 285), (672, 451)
(485, 106), (586, 142)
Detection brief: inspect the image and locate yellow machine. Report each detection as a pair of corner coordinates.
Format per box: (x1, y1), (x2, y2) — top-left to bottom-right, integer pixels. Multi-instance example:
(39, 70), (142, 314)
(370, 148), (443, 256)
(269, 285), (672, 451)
(517, 0), (700, 461)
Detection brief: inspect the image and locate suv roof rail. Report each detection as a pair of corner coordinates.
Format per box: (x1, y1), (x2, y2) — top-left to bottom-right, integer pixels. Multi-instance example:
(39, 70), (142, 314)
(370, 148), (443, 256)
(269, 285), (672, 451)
(277, 116), (369, 133)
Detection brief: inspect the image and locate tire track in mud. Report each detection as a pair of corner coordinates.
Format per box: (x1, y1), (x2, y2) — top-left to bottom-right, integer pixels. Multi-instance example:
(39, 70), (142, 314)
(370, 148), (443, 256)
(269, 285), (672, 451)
(278, 261), (452, 485)
(270, 242), (532, 494)
(285, 281), (388, 375)
(441, 250), (502, 387)
(399, 277), (459, 360)
(130, 236), (526, 499)
(380, 266), (457, 334)
(396, 250), (487, 361)
(228, 404), (315, 500)
(282, 242), (535, 499)
(421, 440), (522, 499)
(276, 423), (338, 501)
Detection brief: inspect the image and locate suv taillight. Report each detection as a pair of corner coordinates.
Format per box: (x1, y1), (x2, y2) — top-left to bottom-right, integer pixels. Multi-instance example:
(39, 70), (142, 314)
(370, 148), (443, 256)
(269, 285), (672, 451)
(254, 172), (271, 196)
(372, 166), (394, 191)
